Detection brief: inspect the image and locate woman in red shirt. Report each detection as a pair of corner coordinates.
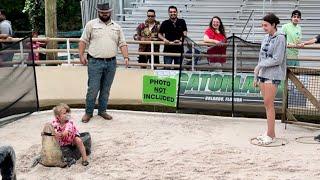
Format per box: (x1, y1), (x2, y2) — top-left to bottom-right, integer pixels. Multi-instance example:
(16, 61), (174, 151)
(203, 16), (227, 68)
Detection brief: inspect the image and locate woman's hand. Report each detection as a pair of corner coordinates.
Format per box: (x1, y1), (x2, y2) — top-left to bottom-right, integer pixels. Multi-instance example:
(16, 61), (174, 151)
(254, 66), (260, 77)
(253, 79), (259, 87)
(253, 66), (260, 87)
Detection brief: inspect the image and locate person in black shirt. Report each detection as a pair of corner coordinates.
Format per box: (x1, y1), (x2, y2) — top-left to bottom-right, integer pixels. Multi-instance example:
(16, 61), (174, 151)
(158, 6), (187, 66)
(298, 34), (320, 142)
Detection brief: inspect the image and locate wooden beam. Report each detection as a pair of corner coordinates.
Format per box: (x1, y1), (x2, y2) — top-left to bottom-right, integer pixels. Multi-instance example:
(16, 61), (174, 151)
(285, 121), (320, 129)
(289, 67), (320, 74)
(288, 69), (320, 111)
(45, 0), (58, 60)
(281, 70), (289, 123)
(286, 110), (298, 122)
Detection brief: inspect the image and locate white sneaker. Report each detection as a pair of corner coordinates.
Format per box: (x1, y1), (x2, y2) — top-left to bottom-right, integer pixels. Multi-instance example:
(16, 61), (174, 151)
(259, 135), (276, 145)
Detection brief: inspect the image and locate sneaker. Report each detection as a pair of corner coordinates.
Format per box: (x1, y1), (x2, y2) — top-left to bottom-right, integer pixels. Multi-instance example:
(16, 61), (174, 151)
(81, 114), (93, 123)
(314, 134), (320, 142)
(259, 135), (276, 145)
(98, 112), (112, 120)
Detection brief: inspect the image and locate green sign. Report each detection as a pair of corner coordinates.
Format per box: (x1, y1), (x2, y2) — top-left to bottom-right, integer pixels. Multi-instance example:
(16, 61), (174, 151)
(143, 75), (177, 107)
(156, 70), (284, 105)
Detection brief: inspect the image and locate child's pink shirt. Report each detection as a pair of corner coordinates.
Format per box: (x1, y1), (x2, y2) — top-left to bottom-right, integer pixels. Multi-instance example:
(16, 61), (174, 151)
(51, 118), (80, 146)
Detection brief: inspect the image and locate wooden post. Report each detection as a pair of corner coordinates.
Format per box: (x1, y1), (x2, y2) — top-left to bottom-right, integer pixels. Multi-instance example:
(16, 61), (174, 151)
(281, 68), (289, 123)
(288, 69), (320, 111)
(45, 0), (58, 61)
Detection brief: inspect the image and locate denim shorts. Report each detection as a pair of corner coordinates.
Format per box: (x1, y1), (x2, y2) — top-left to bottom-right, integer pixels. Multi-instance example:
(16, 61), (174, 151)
(257, 76), (281, 86)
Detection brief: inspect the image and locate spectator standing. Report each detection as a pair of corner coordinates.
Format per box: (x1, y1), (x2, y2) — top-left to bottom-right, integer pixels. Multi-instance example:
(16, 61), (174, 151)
(254, 13), (286, 145)
(158, 6), (187, 67)
(203, 16), (227, 68)
(134, 9), (161, 69)
(79, 3), (129, 123)
(281, 10), (302, 66)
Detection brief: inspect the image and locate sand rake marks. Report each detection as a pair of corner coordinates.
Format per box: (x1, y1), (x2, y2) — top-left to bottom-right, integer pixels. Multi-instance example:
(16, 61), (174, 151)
(295, 136), (320, 145)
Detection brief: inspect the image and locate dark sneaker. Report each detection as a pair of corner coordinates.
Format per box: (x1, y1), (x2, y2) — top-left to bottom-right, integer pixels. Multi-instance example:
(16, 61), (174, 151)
(81, 114), (93, 123)
(98, 112), (112, 120)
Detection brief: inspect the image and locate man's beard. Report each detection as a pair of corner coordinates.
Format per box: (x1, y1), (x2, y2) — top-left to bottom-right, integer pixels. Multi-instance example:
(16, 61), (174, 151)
(170, 15), (177, 21)
(99, 15), (110, 22)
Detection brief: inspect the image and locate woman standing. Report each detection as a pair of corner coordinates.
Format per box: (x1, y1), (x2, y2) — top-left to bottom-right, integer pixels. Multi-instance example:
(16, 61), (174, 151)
(254, 13), (286, 145)
(203, 16), (227, 68)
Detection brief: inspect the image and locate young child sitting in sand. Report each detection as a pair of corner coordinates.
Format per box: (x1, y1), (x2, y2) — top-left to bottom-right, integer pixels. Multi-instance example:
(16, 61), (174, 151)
(52, 103), (89, 166)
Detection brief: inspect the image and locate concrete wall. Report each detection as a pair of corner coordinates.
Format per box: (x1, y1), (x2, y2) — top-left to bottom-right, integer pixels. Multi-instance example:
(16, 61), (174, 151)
(36, 66), (154, 107)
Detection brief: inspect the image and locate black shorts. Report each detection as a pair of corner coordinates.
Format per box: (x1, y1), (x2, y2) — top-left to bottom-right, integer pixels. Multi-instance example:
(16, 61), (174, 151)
(257, 76), (281, 86)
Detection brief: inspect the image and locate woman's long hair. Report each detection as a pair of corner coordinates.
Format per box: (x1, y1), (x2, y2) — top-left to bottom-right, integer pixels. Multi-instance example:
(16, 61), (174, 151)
(209, 16), (226, 37)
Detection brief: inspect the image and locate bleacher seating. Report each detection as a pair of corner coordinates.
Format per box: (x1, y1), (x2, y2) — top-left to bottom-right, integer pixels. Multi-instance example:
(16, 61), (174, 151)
(117, 0), (320, 42)
(115, 0), (320, 64)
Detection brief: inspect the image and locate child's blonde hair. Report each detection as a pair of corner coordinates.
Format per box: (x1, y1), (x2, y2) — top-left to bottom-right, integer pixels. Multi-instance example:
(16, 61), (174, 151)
(53, 103), (71, 116)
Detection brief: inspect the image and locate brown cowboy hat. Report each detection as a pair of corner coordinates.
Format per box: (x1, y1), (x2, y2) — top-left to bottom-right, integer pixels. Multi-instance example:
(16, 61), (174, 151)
(96, 3), (112, 12)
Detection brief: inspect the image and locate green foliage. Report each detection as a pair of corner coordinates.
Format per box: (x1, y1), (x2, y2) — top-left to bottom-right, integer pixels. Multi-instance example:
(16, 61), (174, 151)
(22, 0), (81, 33)
(0, 0), (82, 35)
(22, 0), (44, 32)
(56, 0), (82, 31)
(0, 0), (31, 33)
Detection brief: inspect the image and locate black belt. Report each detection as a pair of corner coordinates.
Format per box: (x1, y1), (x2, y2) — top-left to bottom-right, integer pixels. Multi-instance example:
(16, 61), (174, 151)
(87, 54), (115, 61)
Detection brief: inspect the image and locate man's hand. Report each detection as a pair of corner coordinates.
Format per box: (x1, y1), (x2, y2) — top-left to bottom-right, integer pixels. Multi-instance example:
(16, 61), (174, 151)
(79, 55), (88, 65)
(173, 39), (181, 44)
(164, 39), (170, 44)
(297, 42), (305, 47)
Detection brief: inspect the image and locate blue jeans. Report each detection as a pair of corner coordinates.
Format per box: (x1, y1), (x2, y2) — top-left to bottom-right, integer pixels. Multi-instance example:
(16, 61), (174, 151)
(164, 56), (181, 65)
(85, 57), (116, 115)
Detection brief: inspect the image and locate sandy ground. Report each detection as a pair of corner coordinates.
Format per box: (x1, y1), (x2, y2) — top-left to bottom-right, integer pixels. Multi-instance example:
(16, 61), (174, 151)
(0, 109), (320, 180)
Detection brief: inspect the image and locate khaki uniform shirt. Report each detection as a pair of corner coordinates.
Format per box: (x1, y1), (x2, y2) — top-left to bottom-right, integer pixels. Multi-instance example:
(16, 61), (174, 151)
(80, 19), (127, 58)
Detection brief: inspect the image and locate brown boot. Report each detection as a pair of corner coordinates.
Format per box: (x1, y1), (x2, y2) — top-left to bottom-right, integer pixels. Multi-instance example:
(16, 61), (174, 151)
(98, 112), (112, 120)
(81, 114), (92, 123)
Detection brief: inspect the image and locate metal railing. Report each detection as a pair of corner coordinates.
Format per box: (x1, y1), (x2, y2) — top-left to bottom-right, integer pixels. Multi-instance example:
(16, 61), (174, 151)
(1, 37), (320, 69)
(240, 10), (254, 40)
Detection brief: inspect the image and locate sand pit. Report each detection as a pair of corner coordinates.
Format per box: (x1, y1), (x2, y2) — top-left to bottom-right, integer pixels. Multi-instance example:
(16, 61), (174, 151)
(0, 110), (320, 179)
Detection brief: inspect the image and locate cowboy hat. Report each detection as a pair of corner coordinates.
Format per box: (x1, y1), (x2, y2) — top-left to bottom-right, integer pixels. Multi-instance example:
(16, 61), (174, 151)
(96, 3), (112, 12)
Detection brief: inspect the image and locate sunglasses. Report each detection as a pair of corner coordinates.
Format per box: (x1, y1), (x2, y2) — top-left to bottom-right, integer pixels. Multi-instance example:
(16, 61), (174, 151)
(147, 15), (155, 17)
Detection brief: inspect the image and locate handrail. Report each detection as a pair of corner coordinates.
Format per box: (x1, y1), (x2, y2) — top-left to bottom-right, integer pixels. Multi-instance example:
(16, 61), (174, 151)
(245, 25), (253, 41)
(0, 38), (226, 46)
(1, 38), (320, 69)
(240, 10), (254, 39)
(2, 38), (320, 49)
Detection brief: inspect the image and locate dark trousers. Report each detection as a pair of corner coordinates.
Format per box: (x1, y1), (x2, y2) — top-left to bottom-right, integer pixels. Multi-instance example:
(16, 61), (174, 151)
(138, 55), (159, 69)
(0, 146), (16, 180)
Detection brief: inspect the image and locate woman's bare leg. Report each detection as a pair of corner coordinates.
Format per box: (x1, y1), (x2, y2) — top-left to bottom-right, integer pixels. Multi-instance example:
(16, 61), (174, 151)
(259, 83), (278, 138)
